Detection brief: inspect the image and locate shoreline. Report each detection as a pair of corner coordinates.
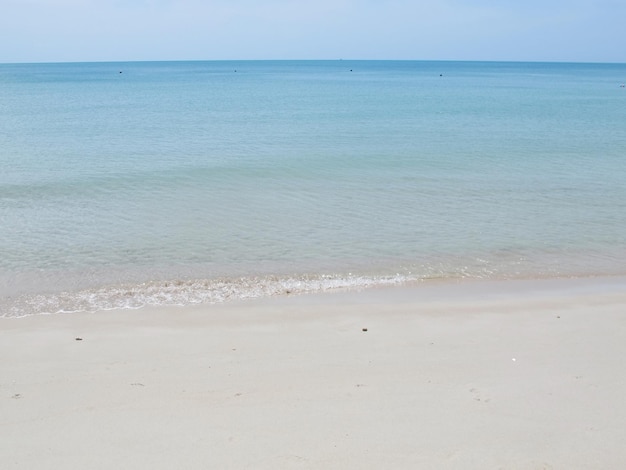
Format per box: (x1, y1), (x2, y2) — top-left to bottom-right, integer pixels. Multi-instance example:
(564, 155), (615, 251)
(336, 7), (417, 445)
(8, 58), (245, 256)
(3, 270), (626, 318)
(2, 276), (626, 468)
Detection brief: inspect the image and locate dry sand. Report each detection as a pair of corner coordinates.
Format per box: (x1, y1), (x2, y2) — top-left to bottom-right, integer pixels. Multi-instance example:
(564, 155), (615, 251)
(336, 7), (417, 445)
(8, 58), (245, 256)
(2, 277), (626, 469)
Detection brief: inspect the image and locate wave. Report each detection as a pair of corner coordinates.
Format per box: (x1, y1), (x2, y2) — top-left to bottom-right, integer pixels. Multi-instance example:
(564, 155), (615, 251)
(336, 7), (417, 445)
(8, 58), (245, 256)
(1, 273), (418, 318)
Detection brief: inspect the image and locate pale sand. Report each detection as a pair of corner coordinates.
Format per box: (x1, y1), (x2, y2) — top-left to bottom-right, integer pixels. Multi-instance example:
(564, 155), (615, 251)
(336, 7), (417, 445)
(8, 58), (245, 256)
(2, 277), (626, 469)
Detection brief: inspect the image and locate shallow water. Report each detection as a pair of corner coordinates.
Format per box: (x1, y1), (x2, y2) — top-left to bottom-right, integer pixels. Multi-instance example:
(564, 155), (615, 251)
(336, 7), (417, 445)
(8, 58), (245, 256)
(2, 60), (626, 316)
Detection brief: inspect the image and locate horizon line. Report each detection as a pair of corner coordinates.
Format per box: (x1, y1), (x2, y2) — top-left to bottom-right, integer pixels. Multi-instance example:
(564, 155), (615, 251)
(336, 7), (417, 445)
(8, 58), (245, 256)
(2, 58), (625, 66)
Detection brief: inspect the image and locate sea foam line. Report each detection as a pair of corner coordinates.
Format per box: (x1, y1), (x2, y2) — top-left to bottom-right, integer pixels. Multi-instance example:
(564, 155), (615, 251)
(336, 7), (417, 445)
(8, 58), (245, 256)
(1, 273), (416, 318)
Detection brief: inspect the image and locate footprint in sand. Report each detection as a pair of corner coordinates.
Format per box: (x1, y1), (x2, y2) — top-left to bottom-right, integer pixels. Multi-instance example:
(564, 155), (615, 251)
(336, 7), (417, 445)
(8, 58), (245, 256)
(469, 388), (491, 403)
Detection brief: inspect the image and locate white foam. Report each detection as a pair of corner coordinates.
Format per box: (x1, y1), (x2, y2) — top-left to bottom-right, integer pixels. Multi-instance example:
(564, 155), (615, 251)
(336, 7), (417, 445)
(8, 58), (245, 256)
(1, 273), (415, 318)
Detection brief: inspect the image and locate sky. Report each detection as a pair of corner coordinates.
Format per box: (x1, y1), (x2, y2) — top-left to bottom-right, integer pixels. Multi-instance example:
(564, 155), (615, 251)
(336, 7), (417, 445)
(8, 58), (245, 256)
(1, 0), (624, 63)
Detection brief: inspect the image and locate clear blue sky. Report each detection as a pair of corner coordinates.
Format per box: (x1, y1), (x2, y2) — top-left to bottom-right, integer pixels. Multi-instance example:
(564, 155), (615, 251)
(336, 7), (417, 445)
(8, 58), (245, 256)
(1, 0), (624, 63)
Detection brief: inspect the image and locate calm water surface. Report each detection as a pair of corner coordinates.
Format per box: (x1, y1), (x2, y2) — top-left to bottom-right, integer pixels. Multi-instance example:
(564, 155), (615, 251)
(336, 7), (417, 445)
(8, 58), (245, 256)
(1, 60), (625, 316)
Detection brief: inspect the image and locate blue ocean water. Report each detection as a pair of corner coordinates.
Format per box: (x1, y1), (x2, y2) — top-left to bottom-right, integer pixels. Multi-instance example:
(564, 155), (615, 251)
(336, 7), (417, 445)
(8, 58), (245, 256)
(1, 60), (625, 316)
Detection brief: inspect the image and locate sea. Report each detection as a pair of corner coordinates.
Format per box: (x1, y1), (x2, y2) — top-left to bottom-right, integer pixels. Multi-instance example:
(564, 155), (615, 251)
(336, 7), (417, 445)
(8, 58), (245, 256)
(1, 60), (625, 317)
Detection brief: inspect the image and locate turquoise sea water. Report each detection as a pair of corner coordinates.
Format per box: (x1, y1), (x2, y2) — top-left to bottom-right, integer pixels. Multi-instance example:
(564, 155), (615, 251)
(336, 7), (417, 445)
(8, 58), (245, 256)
(1, 60), (625, 316)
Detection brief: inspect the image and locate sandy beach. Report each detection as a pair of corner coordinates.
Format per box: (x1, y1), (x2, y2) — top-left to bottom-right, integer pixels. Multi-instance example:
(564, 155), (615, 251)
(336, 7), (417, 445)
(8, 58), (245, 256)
(2, 276), (626, 469)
